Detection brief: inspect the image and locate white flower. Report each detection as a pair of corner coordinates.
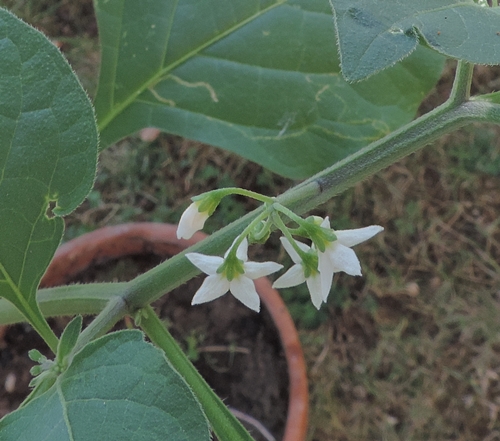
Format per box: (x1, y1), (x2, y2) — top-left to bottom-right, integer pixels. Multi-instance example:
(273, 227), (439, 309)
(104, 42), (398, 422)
(177, 202), (209, 240)
(186, 238), (283, 312)
(318, 217), (383, 301)
(273, 237), (324, 309)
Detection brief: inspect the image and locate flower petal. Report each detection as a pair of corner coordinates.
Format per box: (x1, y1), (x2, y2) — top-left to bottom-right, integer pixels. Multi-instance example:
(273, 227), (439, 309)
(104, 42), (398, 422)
(320, 217), (330, 228)
(186, 252), (223, 275)
(224, 237), (249, 262)
(273, 264), (305, 289)
(318, 253), (335, 301)
(326, 243), (361, 276)
(235, 237), (249, 262)
(177, 202), (208, 240)
(335, 225), (384, 247)
(191, 274), (229, 305)
(230, 276), (260, 312)
(280, 237), (310, 264)
(244, 261), (283, 279)
(305, 273), (323, 309)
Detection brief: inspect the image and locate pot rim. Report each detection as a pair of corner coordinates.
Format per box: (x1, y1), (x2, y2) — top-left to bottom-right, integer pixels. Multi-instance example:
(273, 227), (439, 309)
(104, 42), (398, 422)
(42, 222), (309, 441)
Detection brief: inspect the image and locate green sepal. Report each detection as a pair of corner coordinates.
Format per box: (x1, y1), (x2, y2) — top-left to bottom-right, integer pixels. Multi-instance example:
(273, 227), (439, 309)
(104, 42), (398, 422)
(297, 217), (337, 253)
(301, 251), (319, 279)
(217, 254), (245, 282)
(192, 191), (223, 216)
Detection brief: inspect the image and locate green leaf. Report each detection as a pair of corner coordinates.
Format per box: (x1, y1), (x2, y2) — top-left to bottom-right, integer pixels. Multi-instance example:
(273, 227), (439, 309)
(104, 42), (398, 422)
(0, 330), (210, 441)
(475, 91), (500, 104)
(330, 0), (500, 82)
(56, 315), (82, 367)
(0, 8), (98, 350)
(94, 0), (443, 179)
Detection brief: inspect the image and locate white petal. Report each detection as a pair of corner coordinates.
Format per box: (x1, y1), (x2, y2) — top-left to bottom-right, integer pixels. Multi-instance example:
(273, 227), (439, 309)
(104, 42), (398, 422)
(235, 238), (249, 262)
(280, 237), (309, 264)
(305, 273), (323, 310)
(335, 225), (384, 247)
(326, 243), (361, 276)
(318, 253), (335, 301)
(272, 264), (305, 289)
(224, 237), (248, 262)
(230, 276), (260, 312)
(244, 261), (283, 279)
(186, 252), (223, 275)
(191, 274), (229, 305)
(320, 217), (330, 228)
(177, 203), (208, 239)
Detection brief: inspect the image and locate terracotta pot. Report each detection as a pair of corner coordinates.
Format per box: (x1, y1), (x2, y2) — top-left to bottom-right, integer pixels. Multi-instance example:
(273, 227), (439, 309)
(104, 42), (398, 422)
(41, 223), (309, 441)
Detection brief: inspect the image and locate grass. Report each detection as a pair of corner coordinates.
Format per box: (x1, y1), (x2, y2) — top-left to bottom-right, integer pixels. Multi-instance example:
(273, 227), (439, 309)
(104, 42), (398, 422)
(305, 129), (500, 440)
(4, 2), (500, 440)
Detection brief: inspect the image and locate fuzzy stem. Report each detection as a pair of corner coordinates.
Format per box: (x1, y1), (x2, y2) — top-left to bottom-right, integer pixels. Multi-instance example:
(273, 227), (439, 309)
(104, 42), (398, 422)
(7, 62), (500, 339)
(11, 63), (497, 332)
(139, 305), (255, 441)
(271, 212), (310, 261)
(72, 296), (127, 354)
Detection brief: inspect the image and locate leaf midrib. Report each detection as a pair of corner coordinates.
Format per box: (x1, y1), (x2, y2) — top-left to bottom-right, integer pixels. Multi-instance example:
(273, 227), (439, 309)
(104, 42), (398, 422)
(97, 0), (287, 136)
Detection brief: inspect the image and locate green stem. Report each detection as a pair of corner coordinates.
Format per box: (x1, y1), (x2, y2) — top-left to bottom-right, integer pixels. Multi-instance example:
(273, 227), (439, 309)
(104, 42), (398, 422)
(19, 63), (500, 330)
(123, 60), (500, 310)
(139, 305), (255, 441)
(271, 211), (310, 261)
(251, 215), (273, 241)
(208, 187), (274, 204)
(28, 310), (59, 354)
(280, 83), (500, 216)
(9, 60), (496, 341)
(73, 296), (127, 354)
(273, 202), (310, 226)
(448, 61), (474, 105)
(0, 283), (126, 326)
(225, 209), (270, 258)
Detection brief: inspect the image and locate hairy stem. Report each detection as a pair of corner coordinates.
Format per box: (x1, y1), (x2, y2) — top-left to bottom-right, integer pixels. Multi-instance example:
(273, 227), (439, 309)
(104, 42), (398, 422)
(139, 305), (255, 441)
(73, 296), (127, 354)
(124, 65), (500, 311)
(7, 62), (500, 343)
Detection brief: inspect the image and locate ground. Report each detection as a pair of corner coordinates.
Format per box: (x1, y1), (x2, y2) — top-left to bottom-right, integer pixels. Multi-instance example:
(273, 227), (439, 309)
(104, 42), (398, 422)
(1, 1), (500, 440)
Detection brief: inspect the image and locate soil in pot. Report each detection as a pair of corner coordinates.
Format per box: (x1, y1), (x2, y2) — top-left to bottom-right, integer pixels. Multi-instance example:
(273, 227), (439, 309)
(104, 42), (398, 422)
(0, 254), (289, 441)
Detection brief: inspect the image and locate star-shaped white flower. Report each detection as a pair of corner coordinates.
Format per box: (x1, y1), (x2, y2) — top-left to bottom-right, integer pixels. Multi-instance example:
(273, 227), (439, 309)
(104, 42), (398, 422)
(186, 238), (283, 312)
(177, 202), (210, 240)
(273, 237), (323, 309)
(318, 217), (383, 301)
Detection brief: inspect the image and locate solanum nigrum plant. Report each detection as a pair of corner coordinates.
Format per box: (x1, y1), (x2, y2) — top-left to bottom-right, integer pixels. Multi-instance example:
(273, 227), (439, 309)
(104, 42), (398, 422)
(0, 1), (500, 440)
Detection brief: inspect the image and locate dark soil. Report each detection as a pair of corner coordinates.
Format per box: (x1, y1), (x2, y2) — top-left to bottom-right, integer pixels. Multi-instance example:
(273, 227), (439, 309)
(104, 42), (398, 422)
(0, 254), (288, 441)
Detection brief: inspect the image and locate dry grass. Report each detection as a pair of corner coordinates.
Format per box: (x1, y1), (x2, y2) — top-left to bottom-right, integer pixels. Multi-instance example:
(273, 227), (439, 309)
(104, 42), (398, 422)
(306, 127), (500, 440)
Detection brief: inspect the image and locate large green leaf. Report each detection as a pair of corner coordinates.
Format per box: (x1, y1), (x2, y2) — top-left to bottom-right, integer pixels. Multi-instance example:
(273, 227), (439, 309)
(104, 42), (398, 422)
(0, 330), (210, 441)
(330, 0), (500, 82)
(94, 0), (444, 179)
(0, 8), (98, 347)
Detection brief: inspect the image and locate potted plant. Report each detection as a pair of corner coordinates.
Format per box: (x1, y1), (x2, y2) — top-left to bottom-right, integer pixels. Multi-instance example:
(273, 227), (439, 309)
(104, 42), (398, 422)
(40, 223), (309, 441)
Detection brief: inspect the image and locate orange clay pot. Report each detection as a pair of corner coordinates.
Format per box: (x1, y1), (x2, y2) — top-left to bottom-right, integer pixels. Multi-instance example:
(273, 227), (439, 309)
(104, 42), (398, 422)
(40, 223), (309, 441)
